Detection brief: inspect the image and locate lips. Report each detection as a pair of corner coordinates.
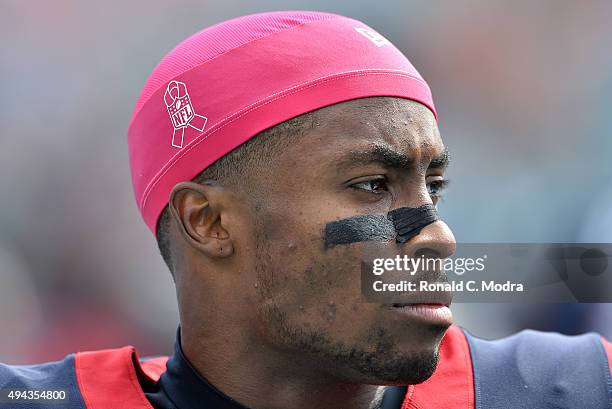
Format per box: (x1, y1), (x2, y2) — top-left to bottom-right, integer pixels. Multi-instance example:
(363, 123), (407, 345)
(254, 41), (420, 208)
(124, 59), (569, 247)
(389, 303), (454, 325)
(392, 302), (448, 308)
(388, 282), (453, 307)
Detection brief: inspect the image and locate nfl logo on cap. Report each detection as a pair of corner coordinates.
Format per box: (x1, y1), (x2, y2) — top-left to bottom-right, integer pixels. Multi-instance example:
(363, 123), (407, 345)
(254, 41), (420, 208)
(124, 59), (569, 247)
(164, 80), (208, 148)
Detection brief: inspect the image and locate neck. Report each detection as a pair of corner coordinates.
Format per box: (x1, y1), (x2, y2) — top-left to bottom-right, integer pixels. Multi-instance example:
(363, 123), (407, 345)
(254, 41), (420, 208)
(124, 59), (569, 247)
(180, 325), (383, 409)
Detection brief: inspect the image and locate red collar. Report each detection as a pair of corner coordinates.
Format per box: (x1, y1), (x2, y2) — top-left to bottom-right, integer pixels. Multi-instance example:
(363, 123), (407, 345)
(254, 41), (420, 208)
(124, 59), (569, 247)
(75, 346), (167, 409)
(74, 325), (473, 409)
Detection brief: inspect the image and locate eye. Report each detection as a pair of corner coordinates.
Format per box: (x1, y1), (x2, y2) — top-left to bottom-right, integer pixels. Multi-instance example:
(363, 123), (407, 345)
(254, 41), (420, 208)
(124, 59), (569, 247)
(427, 178), (449, 201)
(351, 178), (389, 194)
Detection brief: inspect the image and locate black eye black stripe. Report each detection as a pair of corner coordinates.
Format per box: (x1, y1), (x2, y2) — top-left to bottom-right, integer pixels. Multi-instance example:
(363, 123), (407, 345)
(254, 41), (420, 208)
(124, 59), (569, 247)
(324, 204), (439, 248)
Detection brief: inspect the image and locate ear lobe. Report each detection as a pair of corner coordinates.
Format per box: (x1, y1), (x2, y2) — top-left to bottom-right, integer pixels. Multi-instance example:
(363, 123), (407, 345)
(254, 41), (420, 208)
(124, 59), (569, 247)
(168, 181), (234, 258)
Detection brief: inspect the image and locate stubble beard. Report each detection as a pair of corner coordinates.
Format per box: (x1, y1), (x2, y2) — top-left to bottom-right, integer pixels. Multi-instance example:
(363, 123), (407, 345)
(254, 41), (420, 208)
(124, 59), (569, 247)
(253, 230), (439, 384)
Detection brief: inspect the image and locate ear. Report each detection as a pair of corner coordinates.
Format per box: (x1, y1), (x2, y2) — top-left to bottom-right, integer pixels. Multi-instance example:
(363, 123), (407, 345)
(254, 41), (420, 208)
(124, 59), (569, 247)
(168, 181), (234, 259)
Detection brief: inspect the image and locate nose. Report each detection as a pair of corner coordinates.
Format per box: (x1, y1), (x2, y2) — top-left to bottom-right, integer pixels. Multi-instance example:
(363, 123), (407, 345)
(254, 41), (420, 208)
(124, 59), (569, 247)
(403, 220), (456, 260)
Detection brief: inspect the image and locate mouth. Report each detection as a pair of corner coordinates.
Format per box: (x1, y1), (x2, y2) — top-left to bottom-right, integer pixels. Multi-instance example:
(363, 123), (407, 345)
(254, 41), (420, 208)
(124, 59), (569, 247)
(387, 281), (454, 308)
(388, 303), (453, 325)
(392, 302), (449, 308)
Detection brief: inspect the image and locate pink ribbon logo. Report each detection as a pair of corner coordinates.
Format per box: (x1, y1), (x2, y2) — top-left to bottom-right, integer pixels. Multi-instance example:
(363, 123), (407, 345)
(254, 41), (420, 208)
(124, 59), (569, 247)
(164, 81), (207, 148)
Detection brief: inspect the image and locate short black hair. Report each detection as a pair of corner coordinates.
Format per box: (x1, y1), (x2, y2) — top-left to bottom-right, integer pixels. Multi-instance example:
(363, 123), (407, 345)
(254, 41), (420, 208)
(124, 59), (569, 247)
(156, 111), (317, 276)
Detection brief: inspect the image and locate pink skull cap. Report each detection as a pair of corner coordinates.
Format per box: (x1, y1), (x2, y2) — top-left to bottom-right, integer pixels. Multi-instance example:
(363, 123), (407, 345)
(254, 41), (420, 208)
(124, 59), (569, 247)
(128, 11), (437, 235)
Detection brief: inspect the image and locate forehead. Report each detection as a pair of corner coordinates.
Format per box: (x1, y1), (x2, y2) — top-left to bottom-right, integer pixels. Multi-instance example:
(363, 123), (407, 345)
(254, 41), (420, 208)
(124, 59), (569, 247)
(306, 97), (442, 157)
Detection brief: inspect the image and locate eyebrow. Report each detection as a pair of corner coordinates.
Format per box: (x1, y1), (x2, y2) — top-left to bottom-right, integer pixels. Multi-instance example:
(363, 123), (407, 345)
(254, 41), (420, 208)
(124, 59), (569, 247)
(338, 144), (450, 170)
(430, 148), (450, 169)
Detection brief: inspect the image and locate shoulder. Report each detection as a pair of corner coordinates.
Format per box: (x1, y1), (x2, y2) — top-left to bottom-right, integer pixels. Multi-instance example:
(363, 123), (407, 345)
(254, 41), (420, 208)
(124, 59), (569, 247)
(0, 353), (86, 408)
(406, 326), (612, 409)
(463, 328), (611, 408)
(0, 354), (78, 389)
(0, 346), (168, 409)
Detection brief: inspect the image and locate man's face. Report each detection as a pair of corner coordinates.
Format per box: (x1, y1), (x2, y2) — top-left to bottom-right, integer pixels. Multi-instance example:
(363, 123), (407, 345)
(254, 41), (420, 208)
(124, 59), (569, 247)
(234, 97), (455, 384)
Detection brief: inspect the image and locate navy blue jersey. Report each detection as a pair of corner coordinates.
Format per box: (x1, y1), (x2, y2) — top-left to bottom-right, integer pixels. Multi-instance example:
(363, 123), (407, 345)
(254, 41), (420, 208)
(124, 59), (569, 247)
(1, 326), (610, 408)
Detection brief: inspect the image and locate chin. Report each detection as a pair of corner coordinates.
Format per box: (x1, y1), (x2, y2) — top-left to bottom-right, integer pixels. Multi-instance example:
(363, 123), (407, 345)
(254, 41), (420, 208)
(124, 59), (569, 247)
(334, 341), (441, 386)
(378, 347), (440, 385)
(392, 318), (450, 352)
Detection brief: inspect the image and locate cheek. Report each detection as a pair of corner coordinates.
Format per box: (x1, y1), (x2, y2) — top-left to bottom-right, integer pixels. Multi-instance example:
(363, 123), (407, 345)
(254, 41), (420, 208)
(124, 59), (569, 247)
(263, 240), (358, 301)
(258, 237), (375, 336)
(251, 203), (377, 333)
